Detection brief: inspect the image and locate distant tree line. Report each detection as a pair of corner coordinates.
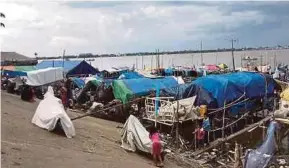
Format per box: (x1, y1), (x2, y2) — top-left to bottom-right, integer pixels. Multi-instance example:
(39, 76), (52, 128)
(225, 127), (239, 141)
(37, 46), (289, 60)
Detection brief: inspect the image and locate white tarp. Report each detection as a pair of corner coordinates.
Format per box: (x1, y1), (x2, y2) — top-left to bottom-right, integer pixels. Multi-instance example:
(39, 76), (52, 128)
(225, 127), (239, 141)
(26, 67), (64, 86)
(32, 86), (75, 138)
(121, 115), (153, 153)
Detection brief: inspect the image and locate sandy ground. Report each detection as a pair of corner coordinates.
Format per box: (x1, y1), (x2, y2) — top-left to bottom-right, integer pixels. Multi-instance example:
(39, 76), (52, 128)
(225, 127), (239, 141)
(1, 92), (182, 168)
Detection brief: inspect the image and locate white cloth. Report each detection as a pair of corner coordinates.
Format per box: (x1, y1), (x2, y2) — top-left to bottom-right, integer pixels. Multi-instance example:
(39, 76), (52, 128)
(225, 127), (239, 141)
(32, 86), (75, 138)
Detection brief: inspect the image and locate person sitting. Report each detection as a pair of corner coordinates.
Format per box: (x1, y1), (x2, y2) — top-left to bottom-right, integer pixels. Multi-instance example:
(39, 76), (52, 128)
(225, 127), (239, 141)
(149, 126), (164, 167)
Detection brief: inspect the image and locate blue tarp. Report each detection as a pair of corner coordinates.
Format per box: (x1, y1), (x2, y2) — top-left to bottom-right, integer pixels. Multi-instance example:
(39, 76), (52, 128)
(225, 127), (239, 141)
(193, 72), (276, 107)
(66, 61), (99, 76)
(2, 70), (27, 77)
(36, 60), (81, 72)
(126, 77), (178, 96)
(245, 121), (278, 168)
(71, 77), (85, 88)
(36, 60), (98, 76)
(118, 72), (144, 79)
(160, 83), (217, 108)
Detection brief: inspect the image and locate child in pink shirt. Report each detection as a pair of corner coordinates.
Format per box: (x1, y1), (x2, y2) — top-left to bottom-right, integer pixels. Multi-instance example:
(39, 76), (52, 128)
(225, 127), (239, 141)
(149, 126), (163, 167)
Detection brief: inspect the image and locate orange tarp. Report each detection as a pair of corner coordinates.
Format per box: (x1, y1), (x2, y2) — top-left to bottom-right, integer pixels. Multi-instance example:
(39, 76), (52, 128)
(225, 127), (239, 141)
(0, 66), (15, 71)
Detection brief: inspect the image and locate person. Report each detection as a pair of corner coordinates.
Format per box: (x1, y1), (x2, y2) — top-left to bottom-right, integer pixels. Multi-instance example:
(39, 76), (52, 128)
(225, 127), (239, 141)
(60, 84), (67, 109)
(202, 114), (211, 145)
(195, 121), (205, 149)
(149, 126), (163, 167)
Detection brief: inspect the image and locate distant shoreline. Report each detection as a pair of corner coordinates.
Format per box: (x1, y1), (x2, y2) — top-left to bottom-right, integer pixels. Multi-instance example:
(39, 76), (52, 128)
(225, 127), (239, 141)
(36, 47), (289, 60)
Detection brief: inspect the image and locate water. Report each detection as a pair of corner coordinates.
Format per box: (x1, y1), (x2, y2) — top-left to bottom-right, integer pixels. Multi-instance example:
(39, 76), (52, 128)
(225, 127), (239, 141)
(43, 49), (289, 70)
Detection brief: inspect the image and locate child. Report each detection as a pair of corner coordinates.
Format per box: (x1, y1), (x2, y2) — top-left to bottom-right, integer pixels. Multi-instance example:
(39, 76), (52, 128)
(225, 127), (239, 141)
(149, 126), (164, 167)
(195, 122), (205, 149)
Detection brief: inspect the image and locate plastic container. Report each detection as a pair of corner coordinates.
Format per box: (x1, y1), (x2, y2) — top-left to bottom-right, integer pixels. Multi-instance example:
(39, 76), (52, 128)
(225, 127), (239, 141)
(199, 105), (207, 118)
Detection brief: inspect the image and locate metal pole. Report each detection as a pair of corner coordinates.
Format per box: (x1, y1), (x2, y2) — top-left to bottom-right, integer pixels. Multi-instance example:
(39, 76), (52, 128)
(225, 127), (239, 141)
(231, 39), (236, 71)
(201, 41), (203, 65)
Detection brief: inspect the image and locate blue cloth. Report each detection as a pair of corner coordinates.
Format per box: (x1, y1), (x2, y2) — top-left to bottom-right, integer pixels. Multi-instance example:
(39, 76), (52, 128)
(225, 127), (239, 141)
(71, 77), (85, 88)
(202, 118), (211, 131)
(193, 72), (276, 108)
(2, 70), (27, 77)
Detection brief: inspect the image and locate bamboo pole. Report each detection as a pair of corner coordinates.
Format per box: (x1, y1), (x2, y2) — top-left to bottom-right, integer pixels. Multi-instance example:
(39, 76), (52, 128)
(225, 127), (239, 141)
(222, 100), (226, 138)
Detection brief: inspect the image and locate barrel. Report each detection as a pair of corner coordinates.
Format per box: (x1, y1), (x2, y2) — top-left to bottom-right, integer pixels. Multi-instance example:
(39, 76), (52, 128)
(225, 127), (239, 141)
(199, 105), (207, 118)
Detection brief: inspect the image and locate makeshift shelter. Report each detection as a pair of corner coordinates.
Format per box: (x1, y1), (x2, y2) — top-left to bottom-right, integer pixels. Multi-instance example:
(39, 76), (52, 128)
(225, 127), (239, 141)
(25, 67), (64, 86)
(193, 72), (276, 108)
(31, 86), (75, 138)
(1, 70), (27, 77)
(112, 77), (178, 103)
(218, 63), (228, 69)
(71, 77), (85, 88)
(205, 64), (220, 71)
(36, 60), (99, 76)
(118, 72), (144, 80)
(1, 65), (36, 77)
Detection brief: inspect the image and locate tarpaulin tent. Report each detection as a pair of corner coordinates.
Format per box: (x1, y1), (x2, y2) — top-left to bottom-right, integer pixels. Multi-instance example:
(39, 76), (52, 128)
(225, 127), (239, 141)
(66, 61), (99, 76)
(218, 63), (228, 69)
(36, 60), (98, 76)
(193, 72), (276, 107)
(112, 77), (178, 103)
(71, 77), (85, 88)
(118, 72), (144, 80)
(2, 70), (27, 77)
(26, 67), (64, 86)
(205, 64), (220, 71)
(1, 65), (36, 71)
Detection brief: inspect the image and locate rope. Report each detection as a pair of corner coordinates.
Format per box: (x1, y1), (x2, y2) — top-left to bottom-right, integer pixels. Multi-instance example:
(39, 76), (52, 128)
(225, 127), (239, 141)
(208, 111), (250, 132)
(208, 97), (248, 115)
(207, 93), (246, 112)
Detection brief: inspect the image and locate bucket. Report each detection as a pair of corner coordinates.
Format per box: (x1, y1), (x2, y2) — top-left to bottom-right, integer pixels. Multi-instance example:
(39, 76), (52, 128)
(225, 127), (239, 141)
(200, 105), (207, 118)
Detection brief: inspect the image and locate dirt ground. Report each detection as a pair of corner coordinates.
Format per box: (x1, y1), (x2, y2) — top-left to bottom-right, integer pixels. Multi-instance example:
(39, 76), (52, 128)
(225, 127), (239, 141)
(1, 92), (182, 168)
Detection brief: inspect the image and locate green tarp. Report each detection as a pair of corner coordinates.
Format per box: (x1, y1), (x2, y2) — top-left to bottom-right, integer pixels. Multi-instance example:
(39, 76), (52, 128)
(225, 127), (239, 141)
(15, 66), (36, 72)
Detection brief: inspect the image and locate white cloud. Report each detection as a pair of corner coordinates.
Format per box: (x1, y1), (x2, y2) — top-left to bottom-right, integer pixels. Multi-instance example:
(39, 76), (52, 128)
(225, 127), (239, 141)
(0, 1), (266, 57)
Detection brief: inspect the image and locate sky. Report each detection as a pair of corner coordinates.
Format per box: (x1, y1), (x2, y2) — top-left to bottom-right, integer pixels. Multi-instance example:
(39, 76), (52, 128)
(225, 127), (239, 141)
(0, 1), (289, 57)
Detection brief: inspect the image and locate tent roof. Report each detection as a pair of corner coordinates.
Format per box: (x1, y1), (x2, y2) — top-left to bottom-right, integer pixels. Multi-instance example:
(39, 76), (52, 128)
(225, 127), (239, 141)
(36, 60), (82, 72)
(36, 60), (98, 75)
(193, 72), (275, 107)
(66, 60), (99, 76)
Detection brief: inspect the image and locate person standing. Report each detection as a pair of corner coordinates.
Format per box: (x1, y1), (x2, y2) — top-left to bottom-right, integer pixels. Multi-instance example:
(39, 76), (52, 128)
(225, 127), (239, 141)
(202, 114), (211, 146)
(195, 122), (205, 149)
(60, 84), (67, 109)
(149, 126), (164, 167)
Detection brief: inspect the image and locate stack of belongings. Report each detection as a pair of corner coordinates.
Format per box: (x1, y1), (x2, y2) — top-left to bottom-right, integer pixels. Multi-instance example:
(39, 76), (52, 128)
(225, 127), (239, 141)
(121, 115), (165, 153)
(31, 86), (75, 138)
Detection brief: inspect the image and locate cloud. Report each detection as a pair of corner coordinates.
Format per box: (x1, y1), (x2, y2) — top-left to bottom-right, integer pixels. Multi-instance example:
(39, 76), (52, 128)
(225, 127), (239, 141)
(0, 1), (288, 57)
